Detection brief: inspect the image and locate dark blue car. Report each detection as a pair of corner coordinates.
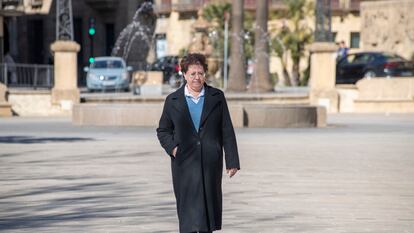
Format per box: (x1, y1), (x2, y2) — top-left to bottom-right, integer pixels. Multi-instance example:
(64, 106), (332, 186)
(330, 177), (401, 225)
(336, 52), (414, 84)
(147, 56), (180, 83)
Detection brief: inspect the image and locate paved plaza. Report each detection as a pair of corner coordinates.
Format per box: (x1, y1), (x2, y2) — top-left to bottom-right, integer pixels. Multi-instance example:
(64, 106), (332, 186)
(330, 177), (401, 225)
(0, 114), (414, 233)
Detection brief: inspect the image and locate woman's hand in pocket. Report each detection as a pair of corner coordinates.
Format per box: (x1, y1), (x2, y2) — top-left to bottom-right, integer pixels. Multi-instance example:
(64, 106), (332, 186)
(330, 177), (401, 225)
(172, 147), (178, 157)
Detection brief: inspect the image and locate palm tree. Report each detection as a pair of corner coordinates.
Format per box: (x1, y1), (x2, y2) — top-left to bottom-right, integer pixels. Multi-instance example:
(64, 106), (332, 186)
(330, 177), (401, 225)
(271, 0), (313, 86)
(227, 0), (246, 92)
(272, 32), (292, 86)
(203, 3), (232, 59)
(249, 0), (273, 92)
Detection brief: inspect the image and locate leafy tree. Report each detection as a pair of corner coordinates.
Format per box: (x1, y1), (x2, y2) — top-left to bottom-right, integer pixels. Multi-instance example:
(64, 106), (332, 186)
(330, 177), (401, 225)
(272, 29), (291, 86)
(271, 0), (314, 86)
(203, 3), (255, 61)
(203, 3), (232, 58)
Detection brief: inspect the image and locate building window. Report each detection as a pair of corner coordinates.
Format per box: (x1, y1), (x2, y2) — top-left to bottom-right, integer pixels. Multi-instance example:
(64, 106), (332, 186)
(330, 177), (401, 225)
(350, 32), (360, 48)
(155, 34), (167, 59)
(332, 32), (337, 42)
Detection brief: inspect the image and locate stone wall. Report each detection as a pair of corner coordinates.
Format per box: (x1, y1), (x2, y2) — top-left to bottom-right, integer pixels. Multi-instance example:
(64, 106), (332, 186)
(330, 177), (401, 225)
(336, 77), (414, 113)
(0, 83), (12, 117)
(361, 0), (414, 59)
(7, 90), (70, 116)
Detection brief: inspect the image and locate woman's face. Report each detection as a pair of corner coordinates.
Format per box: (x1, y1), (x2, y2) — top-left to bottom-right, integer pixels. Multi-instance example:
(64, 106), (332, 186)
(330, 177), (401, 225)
(184, 64), (206, 92)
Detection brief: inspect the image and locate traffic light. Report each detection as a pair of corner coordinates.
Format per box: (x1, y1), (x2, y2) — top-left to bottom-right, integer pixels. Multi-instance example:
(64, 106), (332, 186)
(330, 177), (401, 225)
(88, 17), (96, 37)
(88, 17), (95, 64)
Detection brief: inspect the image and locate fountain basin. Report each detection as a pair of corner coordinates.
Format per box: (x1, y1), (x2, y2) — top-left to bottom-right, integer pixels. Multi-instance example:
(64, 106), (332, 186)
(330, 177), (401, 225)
(243, 104), (326, 128)
(72, 102), (325, 128)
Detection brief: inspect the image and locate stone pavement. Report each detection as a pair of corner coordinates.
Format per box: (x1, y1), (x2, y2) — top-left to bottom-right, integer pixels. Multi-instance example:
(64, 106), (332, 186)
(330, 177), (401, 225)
(0, 114), (414, 233)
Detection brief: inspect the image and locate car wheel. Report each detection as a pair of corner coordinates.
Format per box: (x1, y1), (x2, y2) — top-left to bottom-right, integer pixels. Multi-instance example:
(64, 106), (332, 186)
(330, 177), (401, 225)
(364, 70), (376, 78)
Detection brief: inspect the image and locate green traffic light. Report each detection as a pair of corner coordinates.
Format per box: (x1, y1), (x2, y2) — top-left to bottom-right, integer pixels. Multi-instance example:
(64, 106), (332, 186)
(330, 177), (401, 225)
(89, 28), (96, 36)
(89, 57), (95, 63)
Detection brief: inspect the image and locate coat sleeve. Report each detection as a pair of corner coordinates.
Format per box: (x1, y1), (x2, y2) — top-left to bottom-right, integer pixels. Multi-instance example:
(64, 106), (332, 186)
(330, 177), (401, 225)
(221, 93), (240, 170)
(156, 97), (178, 158)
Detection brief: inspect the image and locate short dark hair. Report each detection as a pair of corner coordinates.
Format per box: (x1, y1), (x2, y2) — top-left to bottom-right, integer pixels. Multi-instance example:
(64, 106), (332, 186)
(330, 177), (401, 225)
(180, 53), (208, 74)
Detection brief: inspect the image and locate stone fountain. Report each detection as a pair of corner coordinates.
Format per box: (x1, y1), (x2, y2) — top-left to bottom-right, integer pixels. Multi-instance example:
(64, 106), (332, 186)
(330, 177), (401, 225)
(111, 1), (156, 71)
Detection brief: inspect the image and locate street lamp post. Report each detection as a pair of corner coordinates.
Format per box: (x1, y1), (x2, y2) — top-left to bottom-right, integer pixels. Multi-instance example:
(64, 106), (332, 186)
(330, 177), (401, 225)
(51, 0), (80, 108)
(309, 0), (338, 113)
(315, 0), (332, 42)
(56, 0), (74, 41)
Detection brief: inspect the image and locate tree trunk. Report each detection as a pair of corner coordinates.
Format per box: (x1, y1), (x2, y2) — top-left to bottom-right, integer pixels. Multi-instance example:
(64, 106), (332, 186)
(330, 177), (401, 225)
(228, 0), (246, 92)
(249, 0), (273, 92)
(282, 65), (292, 86)
(291, 62), (300, 86)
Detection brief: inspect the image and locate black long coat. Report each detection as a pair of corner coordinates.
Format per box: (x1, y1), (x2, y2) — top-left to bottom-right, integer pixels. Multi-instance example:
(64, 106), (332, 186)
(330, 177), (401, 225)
(156, 84), (240, 233)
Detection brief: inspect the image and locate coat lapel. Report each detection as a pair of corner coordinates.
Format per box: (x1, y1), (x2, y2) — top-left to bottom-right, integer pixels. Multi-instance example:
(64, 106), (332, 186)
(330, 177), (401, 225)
(171, 85), (198, 136)
(200, 85), (221, 127)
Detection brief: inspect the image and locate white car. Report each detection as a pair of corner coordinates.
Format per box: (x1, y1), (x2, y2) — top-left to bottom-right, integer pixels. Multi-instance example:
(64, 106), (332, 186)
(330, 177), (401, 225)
(84, 57), (133, 92)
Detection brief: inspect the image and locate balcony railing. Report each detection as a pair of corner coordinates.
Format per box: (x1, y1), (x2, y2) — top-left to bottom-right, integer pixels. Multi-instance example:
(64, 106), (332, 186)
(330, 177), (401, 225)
(0, 0), (21, 9)
(331, 0), (360, 12)
(244, 0), (285, 10)
(154, 0), (359, 14)
(349, 0), (360, 12)
(0, 63), (54, 89)
(0, 0), (24, 16)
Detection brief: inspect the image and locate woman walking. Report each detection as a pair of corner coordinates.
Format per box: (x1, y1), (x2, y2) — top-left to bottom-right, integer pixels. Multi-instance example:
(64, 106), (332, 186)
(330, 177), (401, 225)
(156, 53), (240, 233)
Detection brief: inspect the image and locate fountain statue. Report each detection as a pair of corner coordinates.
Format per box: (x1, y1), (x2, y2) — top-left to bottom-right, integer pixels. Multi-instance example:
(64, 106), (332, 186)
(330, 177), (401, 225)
(111, 1), (156, 70)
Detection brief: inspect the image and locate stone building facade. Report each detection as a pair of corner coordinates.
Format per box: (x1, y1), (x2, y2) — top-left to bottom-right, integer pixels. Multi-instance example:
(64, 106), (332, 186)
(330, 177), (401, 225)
(361, 0), (414, 60)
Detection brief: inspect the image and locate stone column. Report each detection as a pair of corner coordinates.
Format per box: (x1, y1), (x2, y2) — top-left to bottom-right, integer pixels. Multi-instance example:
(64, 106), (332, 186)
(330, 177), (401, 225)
(50, 41), (80, 109)
(309, 42), (339, 113)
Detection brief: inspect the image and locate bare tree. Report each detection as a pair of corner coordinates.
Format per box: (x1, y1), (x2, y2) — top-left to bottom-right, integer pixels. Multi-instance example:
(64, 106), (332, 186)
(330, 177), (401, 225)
(227, 0), (247, 92)
(249, 0), (273, 92)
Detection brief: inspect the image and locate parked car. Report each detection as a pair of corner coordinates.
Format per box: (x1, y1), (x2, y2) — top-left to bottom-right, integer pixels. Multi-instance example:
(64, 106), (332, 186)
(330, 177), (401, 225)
(84, 57), (132, 92)
(147, 56), (180, 83)
(336, 52), (414, 84)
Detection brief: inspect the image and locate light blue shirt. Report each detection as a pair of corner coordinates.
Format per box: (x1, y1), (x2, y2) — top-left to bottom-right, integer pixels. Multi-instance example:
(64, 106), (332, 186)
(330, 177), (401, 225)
(184, 85), (205, 131)
(184, 85), (205, 104)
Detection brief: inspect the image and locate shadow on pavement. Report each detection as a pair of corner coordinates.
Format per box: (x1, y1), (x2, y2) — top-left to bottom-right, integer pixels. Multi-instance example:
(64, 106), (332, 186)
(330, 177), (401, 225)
(0, 136), (95, 144)
(0, 181), (130, 230)
(0, 179), (176, 231)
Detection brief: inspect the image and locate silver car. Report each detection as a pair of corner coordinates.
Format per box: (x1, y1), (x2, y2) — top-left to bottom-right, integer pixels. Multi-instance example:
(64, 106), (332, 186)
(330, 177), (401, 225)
(84, 57), (133, 92)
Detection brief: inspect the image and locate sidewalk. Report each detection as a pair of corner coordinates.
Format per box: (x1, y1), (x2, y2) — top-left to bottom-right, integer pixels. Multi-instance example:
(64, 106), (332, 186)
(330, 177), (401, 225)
(1, 114), (413, 232)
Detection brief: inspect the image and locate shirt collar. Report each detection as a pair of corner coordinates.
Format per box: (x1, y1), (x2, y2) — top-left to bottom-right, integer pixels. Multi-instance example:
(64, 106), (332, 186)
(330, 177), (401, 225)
(184, 85), (205, 99)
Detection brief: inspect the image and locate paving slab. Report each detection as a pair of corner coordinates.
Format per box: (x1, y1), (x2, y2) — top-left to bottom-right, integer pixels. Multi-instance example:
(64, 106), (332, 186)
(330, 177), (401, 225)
(0, 114), (413, 233)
